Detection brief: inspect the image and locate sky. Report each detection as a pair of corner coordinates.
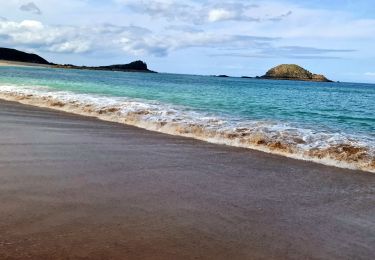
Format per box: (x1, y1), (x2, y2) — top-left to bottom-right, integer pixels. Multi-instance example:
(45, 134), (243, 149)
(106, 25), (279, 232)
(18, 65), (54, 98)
(0, 0), (375, 83)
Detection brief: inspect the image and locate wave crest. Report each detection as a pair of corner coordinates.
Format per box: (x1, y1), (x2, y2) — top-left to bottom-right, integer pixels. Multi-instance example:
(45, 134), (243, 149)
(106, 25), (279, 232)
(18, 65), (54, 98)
(1, 84), (374, 173)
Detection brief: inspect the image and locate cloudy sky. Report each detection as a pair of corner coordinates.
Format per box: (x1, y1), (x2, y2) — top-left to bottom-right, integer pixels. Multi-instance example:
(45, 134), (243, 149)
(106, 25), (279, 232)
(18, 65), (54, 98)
(1, 0), (375, 83)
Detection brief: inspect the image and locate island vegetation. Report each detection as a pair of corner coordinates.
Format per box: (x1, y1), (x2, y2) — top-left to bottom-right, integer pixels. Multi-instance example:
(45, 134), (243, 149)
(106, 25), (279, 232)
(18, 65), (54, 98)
(260, 64), (332, 82)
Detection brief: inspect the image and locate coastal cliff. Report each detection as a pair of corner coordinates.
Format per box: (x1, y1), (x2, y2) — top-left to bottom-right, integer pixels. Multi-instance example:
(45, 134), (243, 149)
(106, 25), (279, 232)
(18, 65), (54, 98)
(261, 64), (332, 82)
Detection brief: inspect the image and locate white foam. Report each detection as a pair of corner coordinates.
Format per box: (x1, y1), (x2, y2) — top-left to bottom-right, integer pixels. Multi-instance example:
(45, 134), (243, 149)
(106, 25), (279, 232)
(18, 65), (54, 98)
(1, 83), (374, 173)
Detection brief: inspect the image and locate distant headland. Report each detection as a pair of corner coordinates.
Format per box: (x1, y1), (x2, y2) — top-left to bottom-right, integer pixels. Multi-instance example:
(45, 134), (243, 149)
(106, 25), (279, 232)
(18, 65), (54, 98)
(53, 61), (156, 73)
(0, 47), (155, 73)
(0, 47), (49, 64)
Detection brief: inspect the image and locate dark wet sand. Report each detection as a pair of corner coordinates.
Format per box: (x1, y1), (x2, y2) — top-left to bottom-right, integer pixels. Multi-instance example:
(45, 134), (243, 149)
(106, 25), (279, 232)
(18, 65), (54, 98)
(0, 99), (374, 260)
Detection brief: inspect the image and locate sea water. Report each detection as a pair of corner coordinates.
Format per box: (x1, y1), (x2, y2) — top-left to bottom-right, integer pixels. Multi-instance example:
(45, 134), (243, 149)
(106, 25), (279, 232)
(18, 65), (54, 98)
(0, 66), (374, 172)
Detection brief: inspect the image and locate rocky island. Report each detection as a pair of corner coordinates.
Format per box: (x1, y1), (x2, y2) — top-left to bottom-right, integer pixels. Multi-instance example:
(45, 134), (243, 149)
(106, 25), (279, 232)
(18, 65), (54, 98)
(0, 47), (155, 73)
(261, 64), (332, 82)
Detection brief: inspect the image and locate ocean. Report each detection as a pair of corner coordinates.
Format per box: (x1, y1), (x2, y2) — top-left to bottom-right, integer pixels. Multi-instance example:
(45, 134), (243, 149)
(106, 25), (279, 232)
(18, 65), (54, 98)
(0, 66), (374, 172)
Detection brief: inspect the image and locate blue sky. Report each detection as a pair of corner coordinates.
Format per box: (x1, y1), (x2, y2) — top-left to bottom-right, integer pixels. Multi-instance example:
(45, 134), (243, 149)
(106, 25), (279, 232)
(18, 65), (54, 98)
(1, 0), (375, 83)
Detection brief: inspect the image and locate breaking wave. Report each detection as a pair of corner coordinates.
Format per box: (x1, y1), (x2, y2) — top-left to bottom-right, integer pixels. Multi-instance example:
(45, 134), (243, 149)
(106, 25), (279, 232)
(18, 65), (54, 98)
(0, 84), (374, 173)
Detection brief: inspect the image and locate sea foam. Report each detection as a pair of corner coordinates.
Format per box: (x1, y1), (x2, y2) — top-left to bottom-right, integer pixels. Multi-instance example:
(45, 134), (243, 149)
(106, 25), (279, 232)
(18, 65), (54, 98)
(1, 84), (374, 173)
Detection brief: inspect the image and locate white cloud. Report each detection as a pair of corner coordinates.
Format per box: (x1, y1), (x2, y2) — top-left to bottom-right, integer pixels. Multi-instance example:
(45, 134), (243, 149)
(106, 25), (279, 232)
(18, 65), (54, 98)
(19, 20), (44, 30)
(0, 0), (373, 82)
(0, 19), (91, 53)
(364, 72), (375, 77)
(48, 40), (91, 54)
(0, 0), (373, 70)
(0, 18), (277, 56)
(0, 20), (49, 45)
(116, 0), (288, 24)
(0, 16), (361, 60)
(208, 8), (236, 22)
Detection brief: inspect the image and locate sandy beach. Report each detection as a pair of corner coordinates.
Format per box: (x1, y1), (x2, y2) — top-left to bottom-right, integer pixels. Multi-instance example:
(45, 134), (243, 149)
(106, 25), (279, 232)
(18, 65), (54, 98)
(0, 60), (52, 68)
(0, 99), (374, 260)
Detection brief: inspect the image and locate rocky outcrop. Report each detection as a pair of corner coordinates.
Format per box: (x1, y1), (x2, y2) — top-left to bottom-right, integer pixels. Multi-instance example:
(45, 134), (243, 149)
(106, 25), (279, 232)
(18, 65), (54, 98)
(0, 47), (50, 64)
(261, 64), (332, 82)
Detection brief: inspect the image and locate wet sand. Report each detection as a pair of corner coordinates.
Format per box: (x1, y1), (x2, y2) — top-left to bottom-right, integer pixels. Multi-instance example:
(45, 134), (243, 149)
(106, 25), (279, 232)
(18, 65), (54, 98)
(0, 99), (374, 260)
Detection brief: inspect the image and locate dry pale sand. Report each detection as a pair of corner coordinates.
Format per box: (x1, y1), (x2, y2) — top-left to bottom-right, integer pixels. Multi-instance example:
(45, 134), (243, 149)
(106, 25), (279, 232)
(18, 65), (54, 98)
(0, 60), (52, 68)
(0, 99), (374, 260)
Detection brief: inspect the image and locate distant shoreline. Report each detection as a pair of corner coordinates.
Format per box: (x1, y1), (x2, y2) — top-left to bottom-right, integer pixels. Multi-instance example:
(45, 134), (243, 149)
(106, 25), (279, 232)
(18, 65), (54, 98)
(0, 60), (156, 73)
(0, 48), (154, 73)
(0, 60), (53, 68)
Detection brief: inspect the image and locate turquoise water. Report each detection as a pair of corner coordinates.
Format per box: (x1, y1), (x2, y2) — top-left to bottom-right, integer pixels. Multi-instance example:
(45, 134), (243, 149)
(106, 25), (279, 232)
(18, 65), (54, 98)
(0, 66), (374, 171)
